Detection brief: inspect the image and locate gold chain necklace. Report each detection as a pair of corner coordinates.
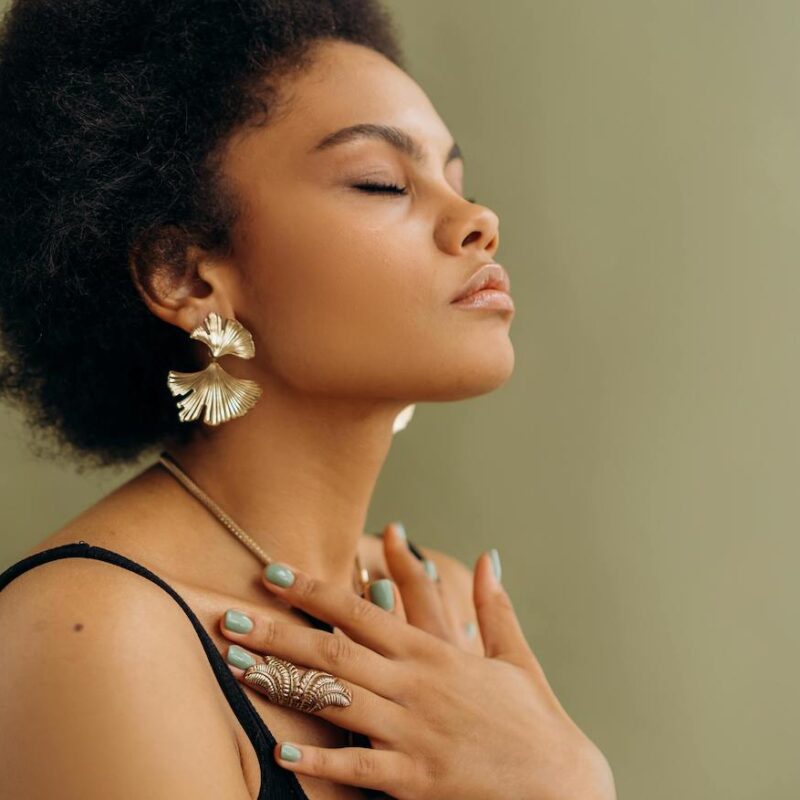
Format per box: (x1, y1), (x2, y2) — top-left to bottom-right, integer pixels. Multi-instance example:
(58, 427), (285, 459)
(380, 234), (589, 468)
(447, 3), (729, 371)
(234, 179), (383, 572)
(156, 449), (371, 601)
(156, 449), (369, 751)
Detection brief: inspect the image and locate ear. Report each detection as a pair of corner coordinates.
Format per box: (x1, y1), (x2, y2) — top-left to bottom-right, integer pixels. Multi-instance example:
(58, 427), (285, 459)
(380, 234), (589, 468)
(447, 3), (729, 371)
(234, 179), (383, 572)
(128, 225), (237, 334)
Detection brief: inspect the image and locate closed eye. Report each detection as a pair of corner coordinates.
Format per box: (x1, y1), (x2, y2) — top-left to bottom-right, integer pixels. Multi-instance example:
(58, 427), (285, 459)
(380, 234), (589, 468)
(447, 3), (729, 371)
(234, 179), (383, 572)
(353, 182), (407, 195)
(353, 182), (478, 204)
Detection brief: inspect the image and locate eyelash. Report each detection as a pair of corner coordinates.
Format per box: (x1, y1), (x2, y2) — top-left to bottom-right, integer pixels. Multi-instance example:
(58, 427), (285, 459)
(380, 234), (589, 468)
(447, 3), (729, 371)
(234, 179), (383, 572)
(353, 181), (407, 195)
(353, 182), (478, 203)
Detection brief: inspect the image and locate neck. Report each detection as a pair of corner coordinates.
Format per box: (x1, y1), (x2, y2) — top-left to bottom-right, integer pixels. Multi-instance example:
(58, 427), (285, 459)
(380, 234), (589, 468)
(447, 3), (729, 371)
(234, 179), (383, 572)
(160, 385), (406, 589)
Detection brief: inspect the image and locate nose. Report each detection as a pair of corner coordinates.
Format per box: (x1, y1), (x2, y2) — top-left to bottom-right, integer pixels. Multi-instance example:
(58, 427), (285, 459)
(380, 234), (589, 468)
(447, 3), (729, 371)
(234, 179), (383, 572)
(435, 201), (500, 258)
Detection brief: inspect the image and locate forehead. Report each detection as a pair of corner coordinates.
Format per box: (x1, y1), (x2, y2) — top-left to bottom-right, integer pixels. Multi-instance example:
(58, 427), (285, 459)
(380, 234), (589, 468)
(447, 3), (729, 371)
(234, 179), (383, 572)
(226, 39), (456, 170)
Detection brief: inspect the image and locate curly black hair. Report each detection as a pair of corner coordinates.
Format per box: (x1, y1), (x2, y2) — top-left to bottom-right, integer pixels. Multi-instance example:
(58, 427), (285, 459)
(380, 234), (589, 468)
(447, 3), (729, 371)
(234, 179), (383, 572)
(0, 0), (405, 471)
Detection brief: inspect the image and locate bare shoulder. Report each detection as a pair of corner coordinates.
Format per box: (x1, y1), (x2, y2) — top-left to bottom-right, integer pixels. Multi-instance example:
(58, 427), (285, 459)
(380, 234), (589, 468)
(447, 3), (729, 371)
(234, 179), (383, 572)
(0, 556), (251, 799)
(19, 462), (178, 557)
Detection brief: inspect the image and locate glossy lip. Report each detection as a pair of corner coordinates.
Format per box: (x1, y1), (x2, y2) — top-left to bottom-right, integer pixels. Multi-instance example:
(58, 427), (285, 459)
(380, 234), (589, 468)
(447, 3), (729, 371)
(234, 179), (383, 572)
(450, 263), (512, 304)
(452, 290), (515, 311)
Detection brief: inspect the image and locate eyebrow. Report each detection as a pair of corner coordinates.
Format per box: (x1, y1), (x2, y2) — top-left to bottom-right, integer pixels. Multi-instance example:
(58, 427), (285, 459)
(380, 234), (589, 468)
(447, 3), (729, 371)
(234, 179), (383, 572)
(310, 123), (464, 166)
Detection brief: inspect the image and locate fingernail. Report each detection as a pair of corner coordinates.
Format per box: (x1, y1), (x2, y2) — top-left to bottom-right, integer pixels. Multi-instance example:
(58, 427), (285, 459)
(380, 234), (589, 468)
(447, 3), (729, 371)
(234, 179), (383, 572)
(279, 742), (302, 762)
(264, 563), (295, 587)
(489, 548), (502, 582)
(423, 558), (438, 580)
(392, 521), (407, 541)
(226, 644), (256, 669)
(368, 578), (395, 611)
(223, 608), (254, 634)
(464, 621), (477, 639)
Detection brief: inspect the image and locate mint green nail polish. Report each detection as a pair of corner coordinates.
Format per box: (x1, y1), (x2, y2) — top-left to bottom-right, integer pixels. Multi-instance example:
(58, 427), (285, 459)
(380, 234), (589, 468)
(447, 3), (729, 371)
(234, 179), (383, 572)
(489, 548), (502, 582)
(464, 621), (477, 639)
(368, 578), (395, 611)
(393, 521), (407, 540)
(279, 743), (302, 762)
(265, 563), (295, 587)
(224, 609), (253, 634)
(226, 644), (256, 669)
(423, 558), (438, 580)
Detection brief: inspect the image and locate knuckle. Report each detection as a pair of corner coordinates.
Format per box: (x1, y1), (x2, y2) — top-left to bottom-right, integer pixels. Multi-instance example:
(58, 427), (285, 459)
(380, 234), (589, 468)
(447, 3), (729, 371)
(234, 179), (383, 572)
(416, 754), (442, 793)
(293, 575), (321, 604)
(352, 749), (375, 780)
(319, 633), (352, 668)
(258, 616), (279, 649)
(349, 594), (379, 623)
(311, 747), (328, 774)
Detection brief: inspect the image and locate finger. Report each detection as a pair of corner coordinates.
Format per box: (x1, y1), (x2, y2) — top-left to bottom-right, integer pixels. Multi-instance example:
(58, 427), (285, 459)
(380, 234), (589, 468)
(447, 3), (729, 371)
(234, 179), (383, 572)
(223, 645), (407, 742)
(260, 560), (444, 660)
(273, 741), (416, 795)
(219, 609), (402, 698)
(436, 568), (471, 648)
(381, 522), (454, 642)
(392, 580), (407, 621)
(365, 574), (407, 623)
(473, 550), (548, 678)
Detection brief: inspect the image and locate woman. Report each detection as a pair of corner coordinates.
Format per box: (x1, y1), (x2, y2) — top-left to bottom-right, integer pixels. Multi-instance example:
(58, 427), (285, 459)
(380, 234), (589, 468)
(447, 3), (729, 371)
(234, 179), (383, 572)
(0, 1), (615, 798)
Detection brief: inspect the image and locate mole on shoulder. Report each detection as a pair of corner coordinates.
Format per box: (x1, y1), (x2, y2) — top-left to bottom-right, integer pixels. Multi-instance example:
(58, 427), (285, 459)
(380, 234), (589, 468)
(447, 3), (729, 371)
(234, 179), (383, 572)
(73, 623), (84, 632)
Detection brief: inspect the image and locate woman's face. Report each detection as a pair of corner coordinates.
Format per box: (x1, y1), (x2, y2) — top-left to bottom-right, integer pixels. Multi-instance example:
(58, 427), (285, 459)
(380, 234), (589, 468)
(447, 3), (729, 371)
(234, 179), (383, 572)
(216, 38), (514, 403)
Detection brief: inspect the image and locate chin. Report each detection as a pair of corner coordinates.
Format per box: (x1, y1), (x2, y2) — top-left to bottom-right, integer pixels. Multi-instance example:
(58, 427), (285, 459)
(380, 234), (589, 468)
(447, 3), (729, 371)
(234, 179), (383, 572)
(425, 338), (516, 400)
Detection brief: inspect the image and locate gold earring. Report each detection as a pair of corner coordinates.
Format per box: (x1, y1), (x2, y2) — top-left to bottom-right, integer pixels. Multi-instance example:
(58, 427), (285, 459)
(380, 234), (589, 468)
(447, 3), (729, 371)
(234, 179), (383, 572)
(167, 311), (262, 426)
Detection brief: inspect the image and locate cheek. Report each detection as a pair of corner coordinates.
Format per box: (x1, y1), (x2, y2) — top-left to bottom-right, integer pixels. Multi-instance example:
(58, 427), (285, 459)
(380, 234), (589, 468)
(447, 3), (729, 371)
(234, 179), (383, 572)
(237, 197), (514, 399)
(241, 214), (438, 393)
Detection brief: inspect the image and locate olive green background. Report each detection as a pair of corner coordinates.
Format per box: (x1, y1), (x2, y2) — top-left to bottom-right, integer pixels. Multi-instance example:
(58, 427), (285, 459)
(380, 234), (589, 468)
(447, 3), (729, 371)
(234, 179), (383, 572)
(2, 1), (798, 797)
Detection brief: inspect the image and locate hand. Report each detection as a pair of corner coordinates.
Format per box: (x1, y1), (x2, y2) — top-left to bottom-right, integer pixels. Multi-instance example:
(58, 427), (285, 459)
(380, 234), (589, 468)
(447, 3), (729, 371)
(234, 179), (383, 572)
(369, 523), (481, 652)
(217, 548), (617, 800)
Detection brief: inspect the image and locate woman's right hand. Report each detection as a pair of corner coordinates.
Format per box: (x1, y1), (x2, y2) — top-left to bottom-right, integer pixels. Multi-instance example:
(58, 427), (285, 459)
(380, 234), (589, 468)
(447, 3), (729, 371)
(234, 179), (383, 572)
(218, 550), (616, 800)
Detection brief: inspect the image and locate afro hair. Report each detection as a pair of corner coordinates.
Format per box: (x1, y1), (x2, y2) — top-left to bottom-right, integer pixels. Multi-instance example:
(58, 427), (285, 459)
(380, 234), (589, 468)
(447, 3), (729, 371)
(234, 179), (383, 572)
(0, 0), (405, 470)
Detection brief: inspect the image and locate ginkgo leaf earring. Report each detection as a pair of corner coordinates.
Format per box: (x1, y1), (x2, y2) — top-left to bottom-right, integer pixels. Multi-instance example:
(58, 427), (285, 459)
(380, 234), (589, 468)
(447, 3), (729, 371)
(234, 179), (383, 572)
(167, 311), (263, 426)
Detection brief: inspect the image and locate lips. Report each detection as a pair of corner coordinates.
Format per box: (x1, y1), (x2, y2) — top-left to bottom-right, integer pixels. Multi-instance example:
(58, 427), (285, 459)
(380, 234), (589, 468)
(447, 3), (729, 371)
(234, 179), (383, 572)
(450, 263), (511, 304)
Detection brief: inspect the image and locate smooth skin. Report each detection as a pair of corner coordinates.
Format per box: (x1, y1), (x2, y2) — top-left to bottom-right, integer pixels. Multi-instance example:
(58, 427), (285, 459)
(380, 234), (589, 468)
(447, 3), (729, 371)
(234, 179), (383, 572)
(219, 524), (616, 800)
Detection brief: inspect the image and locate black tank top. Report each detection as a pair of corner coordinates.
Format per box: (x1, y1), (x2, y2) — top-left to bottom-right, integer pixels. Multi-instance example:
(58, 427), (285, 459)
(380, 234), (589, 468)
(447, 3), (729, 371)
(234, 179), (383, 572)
(0, 538), (425, 799)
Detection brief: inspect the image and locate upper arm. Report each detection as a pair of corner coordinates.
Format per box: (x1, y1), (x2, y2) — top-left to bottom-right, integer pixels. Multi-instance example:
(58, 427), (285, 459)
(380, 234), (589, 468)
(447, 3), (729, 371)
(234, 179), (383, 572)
(0, 557), (252, 800)
(418, 545), (485, 655)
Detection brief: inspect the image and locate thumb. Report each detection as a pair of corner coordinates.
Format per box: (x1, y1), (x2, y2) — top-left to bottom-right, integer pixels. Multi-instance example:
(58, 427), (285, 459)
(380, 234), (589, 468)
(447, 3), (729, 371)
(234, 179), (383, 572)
(473, 550), (547, 679)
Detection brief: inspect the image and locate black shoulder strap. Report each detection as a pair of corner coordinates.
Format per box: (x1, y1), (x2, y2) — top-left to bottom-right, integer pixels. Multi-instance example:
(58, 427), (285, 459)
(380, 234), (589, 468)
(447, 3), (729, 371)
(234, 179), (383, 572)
(0, 541), (308, 800)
